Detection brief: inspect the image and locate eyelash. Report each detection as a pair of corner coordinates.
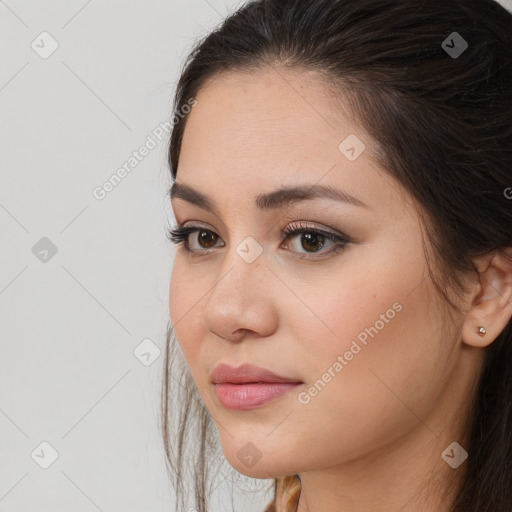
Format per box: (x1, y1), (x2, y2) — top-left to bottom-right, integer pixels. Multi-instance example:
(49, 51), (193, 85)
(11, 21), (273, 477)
(166, 221), (350, 259)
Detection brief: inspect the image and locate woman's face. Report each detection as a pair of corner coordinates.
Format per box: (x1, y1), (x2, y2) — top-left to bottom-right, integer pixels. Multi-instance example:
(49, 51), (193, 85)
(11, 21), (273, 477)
(169, 67), (472, 481)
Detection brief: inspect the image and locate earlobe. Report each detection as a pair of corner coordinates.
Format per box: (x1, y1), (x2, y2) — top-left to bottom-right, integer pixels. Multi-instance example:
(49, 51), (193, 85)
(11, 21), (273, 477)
(476, 326), (486, 337)
(461, 323), (493, 348)
(461, 248), (512, 348)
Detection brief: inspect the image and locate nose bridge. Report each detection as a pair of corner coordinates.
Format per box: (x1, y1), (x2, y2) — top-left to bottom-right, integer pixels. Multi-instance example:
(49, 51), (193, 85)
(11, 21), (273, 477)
(202, 239), (276, 340)
(209, 239), (266, 307)
(215, 230), (267, 288)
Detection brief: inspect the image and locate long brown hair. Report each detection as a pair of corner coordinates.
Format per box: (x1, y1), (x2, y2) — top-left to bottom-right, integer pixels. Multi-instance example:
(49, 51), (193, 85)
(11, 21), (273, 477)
(161, 1), (512, 510)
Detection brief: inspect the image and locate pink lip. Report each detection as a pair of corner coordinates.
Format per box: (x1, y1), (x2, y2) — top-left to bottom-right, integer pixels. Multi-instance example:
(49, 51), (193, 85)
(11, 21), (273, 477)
(210, 363), (302, 384)
(210, 363), (303, 410)
(214, 382), (301, 410)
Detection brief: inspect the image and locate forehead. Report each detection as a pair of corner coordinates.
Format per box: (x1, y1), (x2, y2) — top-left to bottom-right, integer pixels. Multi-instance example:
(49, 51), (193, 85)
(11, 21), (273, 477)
(182, 66), (370, 154)
(175, 67), (409, 219)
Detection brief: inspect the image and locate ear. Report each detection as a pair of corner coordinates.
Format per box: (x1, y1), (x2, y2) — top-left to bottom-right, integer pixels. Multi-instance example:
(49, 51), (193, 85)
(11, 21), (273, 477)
(461, 248), (512, 348)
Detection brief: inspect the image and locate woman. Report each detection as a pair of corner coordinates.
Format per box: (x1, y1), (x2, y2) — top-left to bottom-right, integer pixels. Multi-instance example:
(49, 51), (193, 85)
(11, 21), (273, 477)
(161, 0), (512, 510)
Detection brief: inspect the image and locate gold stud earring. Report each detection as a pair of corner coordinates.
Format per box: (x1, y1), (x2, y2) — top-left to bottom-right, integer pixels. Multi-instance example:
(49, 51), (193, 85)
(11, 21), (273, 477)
(477, 326), (486, 336)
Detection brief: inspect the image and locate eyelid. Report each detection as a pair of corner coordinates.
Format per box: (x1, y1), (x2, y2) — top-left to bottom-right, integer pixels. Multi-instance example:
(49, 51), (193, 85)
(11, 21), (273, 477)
(168, 220), (352, 258)
(283, 220), (351, 240)
(177, 220), (350, 240)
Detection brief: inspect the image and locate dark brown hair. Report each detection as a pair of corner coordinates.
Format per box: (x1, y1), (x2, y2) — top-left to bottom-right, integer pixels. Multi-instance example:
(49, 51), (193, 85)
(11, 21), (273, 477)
(161, 0), (512, 510)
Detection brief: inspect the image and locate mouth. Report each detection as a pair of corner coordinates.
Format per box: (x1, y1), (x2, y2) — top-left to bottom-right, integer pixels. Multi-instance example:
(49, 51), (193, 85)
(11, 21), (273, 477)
(213, 382), (302, 410)
(210, 363), (303, 410)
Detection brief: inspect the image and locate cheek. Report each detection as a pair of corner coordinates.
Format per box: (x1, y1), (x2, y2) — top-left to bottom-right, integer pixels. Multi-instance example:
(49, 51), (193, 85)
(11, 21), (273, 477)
(302, 236), (431, 367)
(287, 271), (446, 461)
(282, 252), (416, 372)
(168, 259), (204, 368)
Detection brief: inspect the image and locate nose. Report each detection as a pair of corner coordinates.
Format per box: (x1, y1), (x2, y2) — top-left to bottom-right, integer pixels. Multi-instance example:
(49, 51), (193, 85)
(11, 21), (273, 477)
(202, 251), (279, 343)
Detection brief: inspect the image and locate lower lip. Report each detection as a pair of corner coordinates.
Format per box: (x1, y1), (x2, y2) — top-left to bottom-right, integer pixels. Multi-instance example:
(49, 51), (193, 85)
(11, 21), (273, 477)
(213, 382), (302, 410)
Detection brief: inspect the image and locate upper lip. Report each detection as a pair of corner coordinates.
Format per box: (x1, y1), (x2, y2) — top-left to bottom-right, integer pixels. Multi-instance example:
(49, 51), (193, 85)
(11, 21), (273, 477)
(210, 363), (302, 384)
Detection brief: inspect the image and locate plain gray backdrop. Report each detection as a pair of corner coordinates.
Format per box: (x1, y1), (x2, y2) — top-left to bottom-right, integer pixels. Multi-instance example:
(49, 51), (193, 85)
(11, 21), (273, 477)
(1, 0), (511, 511)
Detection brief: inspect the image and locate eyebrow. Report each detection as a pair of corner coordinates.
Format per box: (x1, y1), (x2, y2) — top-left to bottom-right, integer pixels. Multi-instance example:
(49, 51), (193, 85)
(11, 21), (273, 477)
(169, 181), (370, 215)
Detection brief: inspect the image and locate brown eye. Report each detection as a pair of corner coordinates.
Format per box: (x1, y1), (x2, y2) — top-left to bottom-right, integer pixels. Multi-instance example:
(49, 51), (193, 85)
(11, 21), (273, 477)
(196, 230), (218, 249)
(282, 222), (350, 259)
(299, 232), (326, 252)
(167, 225), (225, 252)
(168, 222), (349, 259)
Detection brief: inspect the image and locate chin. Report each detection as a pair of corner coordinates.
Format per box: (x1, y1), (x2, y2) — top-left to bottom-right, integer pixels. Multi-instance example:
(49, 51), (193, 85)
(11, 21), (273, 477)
(219, 441), (298, 479)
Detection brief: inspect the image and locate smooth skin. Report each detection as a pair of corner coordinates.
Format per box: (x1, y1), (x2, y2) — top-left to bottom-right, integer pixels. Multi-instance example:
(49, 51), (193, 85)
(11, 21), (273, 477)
(168, 66), (512, 512)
